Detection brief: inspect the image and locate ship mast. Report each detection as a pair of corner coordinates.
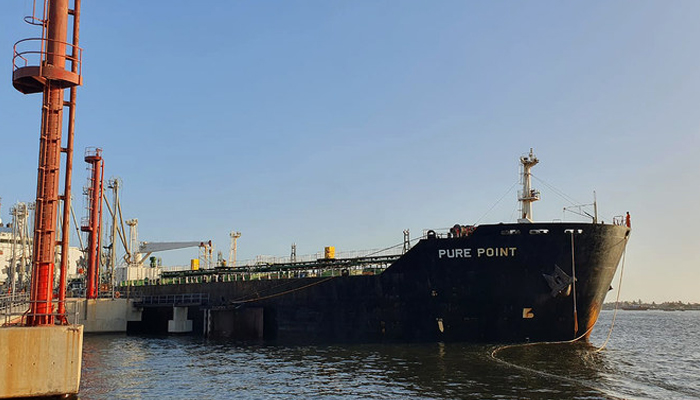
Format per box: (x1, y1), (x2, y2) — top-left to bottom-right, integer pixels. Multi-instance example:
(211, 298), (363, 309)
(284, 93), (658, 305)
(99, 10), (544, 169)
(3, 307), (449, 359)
(518, 148), (540, 223)
(229, 231), (241, 267)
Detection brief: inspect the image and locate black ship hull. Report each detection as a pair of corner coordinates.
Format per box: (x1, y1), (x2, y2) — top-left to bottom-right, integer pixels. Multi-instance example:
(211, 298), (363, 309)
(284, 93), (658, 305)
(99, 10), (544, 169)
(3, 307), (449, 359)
(128, 221), (629, 344)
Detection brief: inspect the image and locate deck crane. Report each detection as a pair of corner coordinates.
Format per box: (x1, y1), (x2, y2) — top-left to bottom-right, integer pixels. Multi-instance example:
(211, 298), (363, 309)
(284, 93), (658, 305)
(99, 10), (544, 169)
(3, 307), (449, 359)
(123, 218), (211, 268)
(115, 218), (212, 284)
(138, 241), (211, 266)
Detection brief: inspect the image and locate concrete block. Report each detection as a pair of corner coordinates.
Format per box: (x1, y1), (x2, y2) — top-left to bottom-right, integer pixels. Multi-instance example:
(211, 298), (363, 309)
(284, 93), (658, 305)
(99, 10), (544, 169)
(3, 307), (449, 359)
(0, 325), (83, 398)
(64, 298), (142, 333)
(168, 306), (193, 333)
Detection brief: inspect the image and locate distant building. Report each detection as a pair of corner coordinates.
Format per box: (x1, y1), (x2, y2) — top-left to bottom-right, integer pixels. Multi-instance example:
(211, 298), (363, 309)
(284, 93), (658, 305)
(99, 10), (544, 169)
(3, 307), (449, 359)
(0, 225), (83, 289)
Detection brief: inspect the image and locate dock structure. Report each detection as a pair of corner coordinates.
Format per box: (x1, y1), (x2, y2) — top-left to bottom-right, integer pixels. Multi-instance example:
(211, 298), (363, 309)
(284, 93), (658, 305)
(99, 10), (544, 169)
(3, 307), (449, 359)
(1, 0), (84, 397)
(117, 252), (403, 339)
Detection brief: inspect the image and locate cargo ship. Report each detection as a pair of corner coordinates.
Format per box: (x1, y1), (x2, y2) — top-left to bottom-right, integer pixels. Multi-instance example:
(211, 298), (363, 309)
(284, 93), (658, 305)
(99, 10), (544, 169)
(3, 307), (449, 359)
(128, 149), (630, 344)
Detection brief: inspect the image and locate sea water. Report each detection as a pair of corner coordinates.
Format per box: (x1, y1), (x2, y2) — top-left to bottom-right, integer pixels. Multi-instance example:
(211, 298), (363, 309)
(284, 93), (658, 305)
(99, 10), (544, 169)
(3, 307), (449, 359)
(78, 310), (700, 399)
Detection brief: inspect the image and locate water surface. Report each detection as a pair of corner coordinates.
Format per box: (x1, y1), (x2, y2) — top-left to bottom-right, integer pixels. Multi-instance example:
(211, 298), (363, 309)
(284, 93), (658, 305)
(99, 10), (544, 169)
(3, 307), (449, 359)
(79, 310), (700, 399)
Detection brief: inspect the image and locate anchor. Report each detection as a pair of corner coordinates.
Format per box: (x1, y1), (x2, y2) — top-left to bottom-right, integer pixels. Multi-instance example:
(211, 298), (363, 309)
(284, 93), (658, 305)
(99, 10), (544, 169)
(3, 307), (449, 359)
(543, 265), (575, 297)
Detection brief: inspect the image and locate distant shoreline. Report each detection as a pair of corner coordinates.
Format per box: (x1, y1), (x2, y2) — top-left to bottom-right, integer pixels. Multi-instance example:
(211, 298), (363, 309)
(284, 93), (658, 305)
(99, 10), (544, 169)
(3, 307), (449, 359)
(602, 301), (700, 311)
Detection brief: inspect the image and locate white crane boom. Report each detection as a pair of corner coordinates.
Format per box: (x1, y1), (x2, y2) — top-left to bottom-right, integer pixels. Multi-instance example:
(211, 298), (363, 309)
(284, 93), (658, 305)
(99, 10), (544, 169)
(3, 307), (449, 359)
(138, 241), (204, 253)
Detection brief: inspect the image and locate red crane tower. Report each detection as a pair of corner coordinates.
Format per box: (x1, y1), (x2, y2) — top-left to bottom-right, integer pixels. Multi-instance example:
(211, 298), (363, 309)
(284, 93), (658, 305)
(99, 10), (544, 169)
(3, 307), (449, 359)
(12, 0), (83, 325)
(81, 148), (104, 299)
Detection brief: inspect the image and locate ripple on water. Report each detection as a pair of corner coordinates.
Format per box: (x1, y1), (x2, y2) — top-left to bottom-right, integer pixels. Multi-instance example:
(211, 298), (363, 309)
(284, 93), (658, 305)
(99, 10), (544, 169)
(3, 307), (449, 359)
(79, 311), (700, 400)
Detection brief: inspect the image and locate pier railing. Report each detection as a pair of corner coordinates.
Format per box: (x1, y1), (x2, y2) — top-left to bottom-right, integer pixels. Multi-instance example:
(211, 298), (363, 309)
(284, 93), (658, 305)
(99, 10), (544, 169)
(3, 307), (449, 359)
(133, 293), (209, 308)
(1, 292), (30, 325)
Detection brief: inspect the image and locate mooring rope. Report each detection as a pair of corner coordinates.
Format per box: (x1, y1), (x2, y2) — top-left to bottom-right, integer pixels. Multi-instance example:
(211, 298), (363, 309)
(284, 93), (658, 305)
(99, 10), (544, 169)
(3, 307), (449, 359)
(233, 277), (336, 304)
(490, 323), (596, 362)
(488, 321), (614, 397)
(229, 277), (308, 303)
(595, 241), (628, 352)
(488, 332), (626, 400)
(490, 235), (630, 397)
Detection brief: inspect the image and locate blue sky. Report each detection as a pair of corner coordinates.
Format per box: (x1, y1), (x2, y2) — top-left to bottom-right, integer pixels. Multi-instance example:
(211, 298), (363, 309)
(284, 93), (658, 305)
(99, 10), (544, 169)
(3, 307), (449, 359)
(2, 1), (699, 302)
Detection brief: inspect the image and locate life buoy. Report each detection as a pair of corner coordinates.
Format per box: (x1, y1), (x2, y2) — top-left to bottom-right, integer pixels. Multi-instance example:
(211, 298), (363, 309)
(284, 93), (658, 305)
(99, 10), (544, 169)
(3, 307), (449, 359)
(114, 291), (121, 299)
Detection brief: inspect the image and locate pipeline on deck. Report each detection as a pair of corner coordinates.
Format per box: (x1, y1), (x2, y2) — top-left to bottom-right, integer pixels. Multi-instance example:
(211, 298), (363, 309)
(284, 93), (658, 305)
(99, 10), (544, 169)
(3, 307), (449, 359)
(133, 254), (402, 286)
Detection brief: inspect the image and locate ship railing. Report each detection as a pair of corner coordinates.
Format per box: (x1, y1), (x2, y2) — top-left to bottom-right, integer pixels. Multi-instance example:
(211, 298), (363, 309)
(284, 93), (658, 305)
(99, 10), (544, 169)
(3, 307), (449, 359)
(159, 258), (398, 285)
(239, 247), (404, 267)
(160, 247), (405, 273)
(421, 228), (453, 239)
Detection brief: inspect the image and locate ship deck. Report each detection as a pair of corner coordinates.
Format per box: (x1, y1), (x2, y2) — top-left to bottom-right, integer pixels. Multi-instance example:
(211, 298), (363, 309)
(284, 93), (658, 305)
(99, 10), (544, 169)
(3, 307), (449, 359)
(158, 254), (401, 284)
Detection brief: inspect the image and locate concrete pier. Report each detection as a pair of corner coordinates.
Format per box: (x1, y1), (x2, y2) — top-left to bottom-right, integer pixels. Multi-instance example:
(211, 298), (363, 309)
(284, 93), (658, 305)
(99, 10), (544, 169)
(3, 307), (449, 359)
(168, 306), (193, 333)
(65, 298), (142, 332)
(0, 325), (83, 398)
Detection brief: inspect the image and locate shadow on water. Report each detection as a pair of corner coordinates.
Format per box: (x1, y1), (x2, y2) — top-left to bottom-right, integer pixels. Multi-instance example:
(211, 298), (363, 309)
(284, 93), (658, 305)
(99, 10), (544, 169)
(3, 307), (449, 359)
(79, 334), (625, 400)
